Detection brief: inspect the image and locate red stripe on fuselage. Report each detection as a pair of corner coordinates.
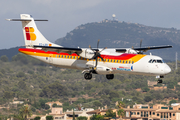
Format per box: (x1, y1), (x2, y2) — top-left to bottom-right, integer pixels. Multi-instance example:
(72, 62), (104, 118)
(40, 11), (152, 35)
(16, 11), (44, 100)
(18, 48), (137, 60)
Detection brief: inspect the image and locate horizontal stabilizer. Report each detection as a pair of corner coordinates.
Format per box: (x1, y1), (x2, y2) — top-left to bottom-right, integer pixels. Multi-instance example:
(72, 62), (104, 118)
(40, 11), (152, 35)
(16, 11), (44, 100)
(6, 19), (48, 21)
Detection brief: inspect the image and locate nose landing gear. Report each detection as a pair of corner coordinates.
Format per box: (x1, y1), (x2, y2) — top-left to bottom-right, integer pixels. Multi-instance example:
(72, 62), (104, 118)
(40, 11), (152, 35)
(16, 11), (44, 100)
(156, 75), (164, 83)
(157, 79), (163, 83)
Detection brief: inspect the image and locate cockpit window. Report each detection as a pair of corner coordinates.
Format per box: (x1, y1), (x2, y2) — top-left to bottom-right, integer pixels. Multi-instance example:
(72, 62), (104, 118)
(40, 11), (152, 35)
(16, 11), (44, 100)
(152, 60), (156, 63)
(157, 60), (163, 63)
(149, 59), (164, 63)
(149, 59), (152, 63)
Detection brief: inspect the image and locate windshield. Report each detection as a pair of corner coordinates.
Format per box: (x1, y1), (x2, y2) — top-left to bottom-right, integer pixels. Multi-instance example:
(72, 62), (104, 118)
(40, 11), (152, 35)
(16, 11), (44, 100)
(148, 59), (164, 63)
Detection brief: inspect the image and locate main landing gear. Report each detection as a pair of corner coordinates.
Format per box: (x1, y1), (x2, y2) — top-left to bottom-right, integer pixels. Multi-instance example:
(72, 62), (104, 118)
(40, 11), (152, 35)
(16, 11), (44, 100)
(84, 73), (114, 80)
(157, 79), (163, 83)
(106, 74), (114, 80)
(84, 73), (92, 80)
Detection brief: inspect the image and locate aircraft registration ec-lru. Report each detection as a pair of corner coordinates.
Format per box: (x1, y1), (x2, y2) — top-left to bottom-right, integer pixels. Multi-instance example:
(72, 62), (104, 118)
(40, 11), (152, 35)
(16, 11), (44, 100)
(7, 14), (172, 83)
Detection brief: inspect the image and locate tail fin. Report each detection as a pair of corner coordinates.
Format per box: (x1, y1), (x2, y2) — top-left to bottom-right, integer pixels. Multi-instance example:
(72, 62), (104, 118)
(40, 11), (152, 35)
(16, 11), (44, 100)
(7, 14), (61, 48)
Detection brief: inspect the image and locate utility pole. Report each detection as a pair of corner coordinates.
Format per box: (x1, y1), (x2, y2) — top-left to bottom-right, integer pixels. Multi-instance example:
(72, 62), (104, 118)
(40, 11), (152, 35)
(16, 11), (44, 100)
(176, 52), (178, 70)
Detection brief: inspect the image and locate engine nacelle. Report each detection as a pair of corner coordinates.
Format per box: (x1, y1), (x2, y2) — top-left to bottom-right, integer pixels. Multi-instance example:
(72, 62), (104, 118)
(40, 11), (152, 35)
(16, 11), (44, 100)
(79, 49), (94, 59)
(96, 66), (113, 74)
(125, 49), (137, 54)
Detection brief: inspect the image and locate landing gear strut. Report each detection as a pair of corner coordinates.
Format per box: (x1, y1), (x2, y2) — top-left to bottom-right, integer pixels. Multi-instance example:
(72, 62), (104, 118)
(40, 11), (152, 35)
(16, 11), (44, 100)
(84, 73), (92, 80)
(106, 74), (114, 80)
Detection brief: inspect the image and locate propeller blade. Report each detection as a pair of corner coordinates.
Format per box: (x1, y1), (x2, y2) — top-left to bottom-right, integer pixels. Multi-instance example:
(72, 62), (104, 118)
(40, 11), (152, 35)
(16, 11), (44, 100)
(140, 39), (142, 48)
(97, 39), (100, 49)
(100, 56), (104, 62)
(95, 57), (98, 67)
(99, 47), (107, 53)
(89, 45), (92, 49)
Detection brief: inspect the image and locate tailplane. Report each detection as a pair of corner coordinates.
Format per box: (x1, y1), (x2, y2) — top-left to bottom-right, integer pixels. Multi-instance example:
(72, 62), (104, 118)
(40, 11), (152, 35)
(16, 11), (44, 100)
(7, 14), (61, 48)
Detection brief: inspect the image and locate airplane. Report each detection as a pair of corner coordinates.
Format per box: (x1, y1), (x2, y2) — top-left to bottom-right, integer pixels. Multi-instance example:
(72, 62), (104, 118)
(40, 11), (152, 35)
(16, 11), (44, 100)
(7, 14), (172, 83)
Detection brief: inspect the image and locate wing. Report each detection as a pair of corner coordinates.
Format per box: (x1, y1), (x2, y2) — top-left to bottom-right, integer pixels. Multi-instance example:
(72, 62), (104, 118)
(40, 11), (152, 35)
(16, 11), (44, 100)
(116, 45), (172, 53)
(133, 45), (172, 51)
(33, 45), (82, 55)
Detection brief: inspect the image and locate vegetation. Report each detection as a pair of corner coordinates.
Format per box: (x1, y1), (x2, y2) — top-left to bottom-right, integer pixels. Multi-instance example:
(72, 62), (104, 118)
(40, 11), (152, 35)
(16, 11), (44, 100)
(0, 53), (179, 117)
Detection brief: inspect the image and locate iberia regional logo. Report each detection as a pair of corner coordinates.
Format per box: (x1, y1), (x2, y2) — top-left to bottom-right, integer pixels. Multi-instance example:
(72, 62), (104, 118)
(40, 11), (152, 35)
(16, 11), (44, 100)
(25, 27), (36, 41)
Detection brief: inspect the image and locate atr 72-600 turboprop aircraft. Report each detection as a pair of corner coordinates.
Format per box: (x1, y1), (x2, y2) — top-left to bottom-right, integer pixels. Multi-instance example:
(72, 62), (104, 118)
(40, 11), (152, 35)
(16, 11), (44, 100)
(7, 14), (172, 83)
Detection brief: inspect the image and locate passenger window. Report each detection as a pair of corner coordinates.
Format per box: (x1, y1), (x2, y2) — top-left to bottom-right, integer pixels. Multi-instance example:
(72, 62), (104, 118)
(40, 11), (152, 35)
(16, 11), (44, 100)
(113, 60), (115, 62)
(132, 61), (134, 64)
(120, 60), (121, 63)
(123, 60), (124, 63)
(67, 56), (69, 59)
(64, 55), (66, 58)
(129, 61), (131, 64)
(61, 55), (63, 58)
(126, 61), (128, 63)
(59, 55), (60, 58)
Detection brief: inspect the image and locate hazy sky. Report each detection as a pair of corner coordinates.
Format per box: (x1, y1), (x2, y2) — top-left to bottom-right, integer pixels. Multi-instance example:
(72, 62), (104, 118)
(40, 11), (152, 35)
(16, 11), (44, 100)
(1, 0), (180, 49)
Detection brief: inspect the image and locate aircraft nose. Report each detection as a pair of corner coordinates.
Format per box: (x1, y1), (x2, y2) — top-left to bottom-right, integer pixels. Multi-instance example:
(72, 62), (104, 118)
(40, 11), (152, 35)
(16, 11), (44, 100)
(164, 65), (171, 74)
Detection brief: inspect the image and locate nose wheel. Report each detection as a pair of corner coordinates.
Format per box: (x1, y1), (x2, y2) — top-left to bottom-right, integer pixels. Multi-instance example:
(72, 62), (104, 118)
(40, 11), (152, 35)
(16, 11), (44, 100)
(84, 73), (92, 80)
(157, 79), (163, 83)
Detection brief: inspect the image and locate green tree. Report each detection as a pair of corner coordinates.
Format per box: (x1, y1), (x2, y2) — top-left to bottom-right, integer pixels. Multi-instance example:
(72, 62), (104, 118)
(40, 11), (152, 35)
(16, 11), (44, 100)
(46, 116), (53, 120)
(45, 104), (50, 110)
(16, 72), (26, 78)
(34, 116), (41, 120)
(90, 114), (104, 120)
(169, 99), (177, 105)
(109, 91), (119, 100)
(105, 109), (116, 118)
(76, 116), (87, 120)
(19, 105), (32, 120)
(0, 55), (8, 62)
(52, 103), (58, 107)
(117, 101), (125, 109)
(144, 95), (152, 102)
(13, 114), (23, 120)
(18, 80), (27, 90)
(93, 100), (102, 107)
(117, 109), (125, 118)
(73, 111), (75, 120)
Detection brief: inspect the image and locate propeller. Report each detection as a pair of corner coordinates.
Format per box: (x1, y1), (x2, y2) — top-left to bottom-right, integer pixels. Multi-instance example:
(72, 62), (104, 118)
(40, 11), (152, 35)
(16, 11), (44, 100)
(138, 39), (143, 54)
(89, 40), (107, 68)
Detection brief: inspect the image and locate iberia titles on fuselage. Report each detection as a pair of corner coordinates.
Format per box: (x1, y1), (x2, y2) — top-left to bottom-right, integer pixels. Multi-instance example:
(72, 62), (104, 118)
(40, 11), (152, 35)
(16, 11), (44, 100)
(7, 14), (172, 82)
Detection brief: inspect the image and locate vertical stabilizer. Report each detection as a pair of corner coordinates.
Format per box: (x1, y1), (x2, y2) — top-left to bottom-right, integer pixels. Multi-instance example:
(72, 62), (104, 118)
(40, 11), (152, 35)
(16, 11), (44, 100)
(8, 14), (61, 48)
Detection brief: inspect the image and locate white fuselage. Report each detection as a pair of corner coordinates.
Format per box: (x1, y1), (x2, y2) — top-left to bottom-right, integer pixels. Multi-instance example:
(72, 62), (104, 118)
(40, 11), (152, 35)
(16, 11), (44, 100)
(19, 48), (171, 77)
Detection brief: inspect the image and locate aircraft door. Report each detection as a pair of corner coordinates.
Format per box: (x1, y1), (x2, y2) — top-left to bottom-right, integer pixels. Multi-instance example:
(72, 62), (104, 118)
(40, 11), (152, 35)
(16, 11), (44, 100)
(49, 54), (53, 64)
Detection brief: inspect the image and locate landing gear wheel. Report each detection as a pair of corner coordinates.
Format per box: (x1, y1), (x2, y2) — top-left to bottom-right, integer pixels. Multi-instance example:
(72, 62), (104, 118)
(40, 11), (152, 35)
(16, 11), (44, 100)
(106, 74), (114, 80)
(84, 73), (92, 80)
(157, 79), (163, 83)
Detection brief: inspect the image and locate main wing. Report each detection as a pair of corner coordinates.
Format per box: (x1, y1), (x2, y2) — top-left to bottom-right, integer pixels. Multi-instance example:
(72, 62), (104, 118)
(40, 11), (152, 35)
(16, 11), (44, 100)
(116, 45), (172, 53)
(33, 45), (82, 55)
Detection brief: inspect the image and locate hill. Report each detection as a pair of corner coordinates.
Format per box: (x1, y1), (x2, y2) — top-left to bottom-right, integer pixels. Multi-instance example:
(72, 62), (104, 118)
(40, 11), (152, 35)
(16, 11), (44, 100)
(0, 53), (180, 117)
(55, 20), (180, 61)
